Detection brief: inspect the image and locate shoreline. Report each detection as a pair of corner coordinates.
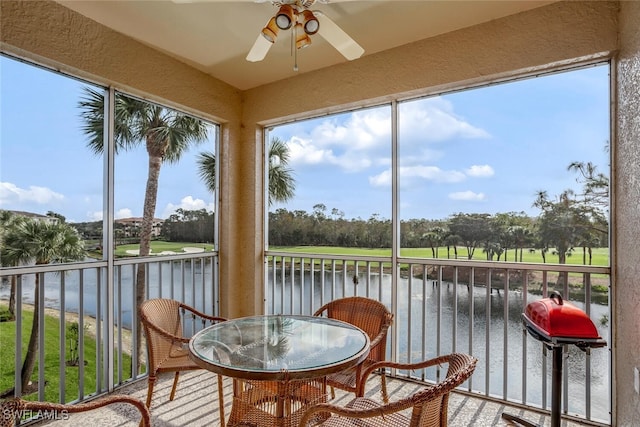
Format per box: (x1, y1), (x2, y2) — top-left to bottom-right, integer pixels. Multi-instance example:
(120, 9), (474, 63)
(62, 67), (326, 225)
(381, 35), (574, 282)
(0, 300), (137, 358)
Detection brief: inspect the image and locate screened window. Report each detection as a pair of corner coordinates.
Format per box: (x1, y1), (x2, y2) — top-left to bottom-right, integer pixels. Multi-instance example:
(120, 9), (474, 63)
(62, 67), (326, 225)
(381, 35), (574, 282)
(267, 64), (610, 269)
(0, 55), (220, 264)
(267, 106), (392, 251)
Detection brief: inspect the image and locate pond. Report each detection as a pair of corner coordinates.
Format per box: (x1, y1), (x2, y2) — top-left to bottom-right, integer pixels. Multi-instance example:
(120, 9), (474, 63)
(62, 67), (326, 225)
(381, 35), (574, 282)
(267, 269), (610, 423)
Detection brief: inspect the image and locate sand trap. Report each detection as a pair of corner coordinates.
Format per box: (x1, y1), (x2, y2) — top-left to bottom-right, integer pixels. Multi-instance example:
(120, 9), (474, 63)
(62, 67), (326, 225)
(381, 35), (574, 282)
(125, 247), (205, 255)
(182, 247), (205, 253)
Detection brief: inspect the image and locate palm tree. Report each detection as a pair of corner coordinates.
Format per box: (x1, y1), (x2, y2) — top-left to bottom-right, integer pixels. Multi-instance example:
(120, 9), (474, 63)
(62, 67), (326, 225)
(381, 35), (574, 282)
(267, 138), (296, 205)
(0, 210), (28, 321)
(79, 88), (210, 360)
(568, 160), (609, 209)
(197, 137), (296, 206)
(507, 225), (534, 262)
(443, 233), (460, 259)
(422, 226), (446, 258)
(2, 217), (85, 393)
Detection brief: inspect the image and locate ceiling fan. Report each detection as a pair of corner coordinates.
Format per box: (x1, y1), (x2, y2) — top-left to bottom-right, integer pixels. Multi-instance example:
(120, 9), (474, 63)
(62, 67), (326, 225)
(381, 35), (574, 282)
(245, 0), (364, 66)
(173, 0), (364, 69)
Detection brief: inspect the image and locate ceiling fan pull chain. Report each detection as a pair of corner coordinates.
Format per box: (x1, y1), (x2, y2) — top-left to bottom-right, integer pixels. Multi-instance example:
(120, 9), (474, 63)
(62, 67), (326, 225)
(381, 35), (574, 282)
(293, 21), (299, 72)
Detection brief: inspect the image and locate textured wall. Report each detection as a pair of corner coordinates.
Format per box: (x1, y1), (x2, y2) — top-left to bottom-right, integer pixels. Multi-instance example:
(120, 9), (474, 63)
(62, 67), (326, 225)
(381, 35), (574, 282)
(614, 1), (640, 425)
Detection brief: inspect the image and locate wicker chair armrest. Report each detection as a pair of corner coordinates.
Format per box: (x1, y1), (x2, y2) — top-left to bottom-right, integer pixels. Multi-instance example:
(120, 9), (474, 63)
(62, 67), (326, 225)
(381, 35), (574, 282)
(312, 302), (330, 317)
(298, 384), (441, 427)
(361, 354), (450, 383)
(140, 302), (227, 345)
(356, 353), (476, 397)
(178, 302), (227, 324)
(142, 318), (191, 344)
(2, 395), (150, 427)
(367, 314), (393, 350)
(304, 354), (478, 426)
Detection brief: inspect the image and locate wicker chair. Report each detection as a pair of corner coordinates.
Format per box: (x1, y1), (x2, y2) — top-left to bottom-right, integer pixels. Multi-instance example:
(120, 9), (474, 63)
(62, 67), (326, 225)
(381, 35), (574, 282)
(0, 395), (150, 427)
(139, 298), (227, 425)
(313, 297), (393, 403)
(299, 353), (478, 427)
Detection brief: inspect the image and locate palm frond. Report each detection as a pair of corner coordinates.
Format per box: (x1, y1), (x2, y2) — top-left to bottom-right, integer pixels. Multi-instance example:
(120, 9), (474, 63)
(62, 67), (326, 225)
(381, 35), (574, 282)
(197, 151), (217, 193)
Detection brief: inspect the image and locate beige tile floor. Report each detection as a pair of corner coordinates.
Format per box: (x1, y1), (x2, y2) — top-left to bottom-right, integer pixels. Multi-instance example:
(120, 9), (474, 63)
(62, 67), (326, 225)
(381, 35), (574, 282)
(35, 371), (601, 427)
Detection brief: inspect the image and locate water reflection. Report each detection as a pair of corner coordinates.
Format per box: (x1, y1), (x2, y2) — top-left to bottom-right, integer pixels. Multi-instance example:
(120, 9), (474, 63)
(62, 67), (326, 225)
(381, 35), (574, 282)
(0, 258), (215, 329)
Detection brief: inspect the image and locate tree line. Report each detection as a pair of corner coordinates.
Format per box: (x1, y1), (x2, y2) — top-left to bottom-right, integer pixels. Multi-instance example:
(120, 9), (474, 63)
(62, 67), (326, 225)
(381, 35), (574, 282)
(268, 202), (608, 265)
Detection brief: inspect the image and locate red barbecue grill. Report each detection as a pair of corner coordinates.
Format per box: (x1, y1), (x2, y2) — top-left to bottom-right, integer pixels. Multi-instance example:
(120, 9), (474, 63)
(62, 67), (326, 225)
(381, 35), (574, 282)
(502, 291), (606, 427)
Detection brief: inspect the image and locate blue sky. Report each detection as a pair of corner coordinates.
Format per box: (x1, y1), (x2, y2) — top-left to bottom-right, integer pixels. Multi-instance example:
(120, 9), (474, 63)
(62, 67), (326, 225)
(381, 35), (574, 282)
(269, 64), (610, 220)
(1, 54), (609, 223)
(1, 55), (215, 223)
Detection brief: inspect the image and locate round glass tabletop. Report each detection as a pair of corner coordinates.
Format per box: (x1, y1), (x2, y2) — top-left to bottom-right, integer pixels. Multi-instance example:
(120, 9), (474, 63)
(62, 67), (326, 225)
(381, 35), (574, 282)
(189, 315), (370, 380)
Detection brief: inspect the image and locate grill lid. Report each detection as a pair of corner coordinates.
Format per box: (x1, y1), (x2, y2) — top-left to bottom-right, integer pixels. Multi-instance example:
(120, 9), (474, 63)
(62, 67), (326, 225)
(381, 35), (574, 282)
(522, 292), (603, 342)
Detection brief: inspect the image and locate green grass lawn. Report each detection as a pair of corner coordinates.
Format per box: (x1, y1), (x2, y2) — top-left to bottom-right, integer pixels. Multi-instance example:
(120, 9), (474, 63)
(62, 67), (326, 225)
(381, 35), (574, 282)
(268, 246), (610, 292)
(0, 304), (134, 403)
(269, 245), (610, 266)
(121, 241), (608, 266)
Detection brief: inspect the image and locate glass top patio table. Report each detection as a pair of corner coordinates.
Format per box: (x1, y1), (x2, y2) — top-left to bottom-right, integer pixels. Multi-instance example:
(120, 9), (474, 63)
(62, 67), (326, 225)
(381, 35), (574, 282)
(189, 314), (370, 381)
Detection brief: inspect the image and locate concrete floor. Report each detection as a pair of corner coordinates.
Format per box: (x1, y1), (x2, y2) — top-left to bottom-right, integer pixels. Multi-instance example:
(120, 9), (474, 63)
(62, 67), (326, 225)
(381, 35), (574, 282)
(35, 370), (599, 427)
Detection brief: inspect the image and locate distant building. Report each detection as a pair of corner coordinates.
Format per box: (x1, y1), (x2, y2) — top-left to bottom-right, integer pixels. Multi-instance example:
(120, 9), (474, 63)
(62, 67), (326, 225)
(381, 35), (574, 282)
(115, 217), (164, 238)
(3, 210), (60, 224)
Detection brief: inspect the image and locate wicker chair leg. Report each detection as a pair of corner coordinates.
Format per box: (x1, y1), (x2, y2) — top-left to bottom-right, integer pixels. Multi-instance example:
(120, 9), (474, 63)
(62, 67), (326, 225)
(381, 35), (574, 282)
(380, 372), (389, 404)
(145, 375), (156, 408)
(169, 372), (180, 401)
(217, 374), (226, 427)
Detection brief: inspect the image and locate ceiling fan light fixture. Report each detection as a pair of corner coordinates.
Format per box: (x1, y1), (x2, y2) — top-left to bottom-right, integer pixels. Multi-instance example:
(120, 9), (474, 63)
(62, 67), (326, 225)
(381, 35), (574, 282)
(261, 17), (279, 43)
(295, 23), (312, 49)
(275, 4), (295, 30)
(301, 10), (319, 35)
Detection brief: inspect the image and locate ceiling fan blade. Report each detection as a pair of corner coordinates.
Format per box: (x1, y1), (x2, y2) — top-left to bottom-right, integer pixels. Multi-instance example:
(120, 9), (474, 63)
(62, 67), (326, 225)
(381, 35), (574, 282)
(314, 11), (364, 61)
(246, 34), (273, 62)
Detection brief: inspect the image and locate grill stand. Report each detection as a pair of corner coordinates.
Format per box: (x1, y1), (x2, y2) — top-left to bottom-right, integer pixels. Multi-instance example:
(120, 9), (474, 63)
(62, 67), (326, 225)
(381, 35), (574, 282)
(501, 343), (563, 427)
(502, 292), (606, 427)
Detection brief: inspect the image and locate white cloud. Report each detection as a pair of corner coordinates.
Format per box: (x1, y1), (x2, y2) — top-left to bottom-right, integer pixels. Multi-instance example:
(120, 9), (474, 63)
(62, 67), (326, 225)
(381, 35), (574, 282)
(288, 136), (339, 165)
(116, 208), (133, 219)
(84, 208), (132, 222)
(403, 166), (467, 183)
(88, 211), (103, 221)
(369, 170), (392, 187)
(448, 191), (486, 201)
(313, 109), (391, 152)
(287, 109), (390, 173)
(162, 196), (214, 218)
(0, 181), (64, 204)
(399, 98), (491, 143)
(285, 99), (489, 175)
(465, 165), (495, 177)
(369, 166), (467, 188)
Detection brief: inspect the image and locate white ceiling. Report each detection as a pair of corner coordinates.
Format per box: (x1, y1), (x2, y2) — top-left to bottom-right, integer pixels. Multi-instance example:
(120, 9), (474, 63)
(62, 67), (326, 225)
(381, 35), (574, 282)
(56, 0), (557, 91)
